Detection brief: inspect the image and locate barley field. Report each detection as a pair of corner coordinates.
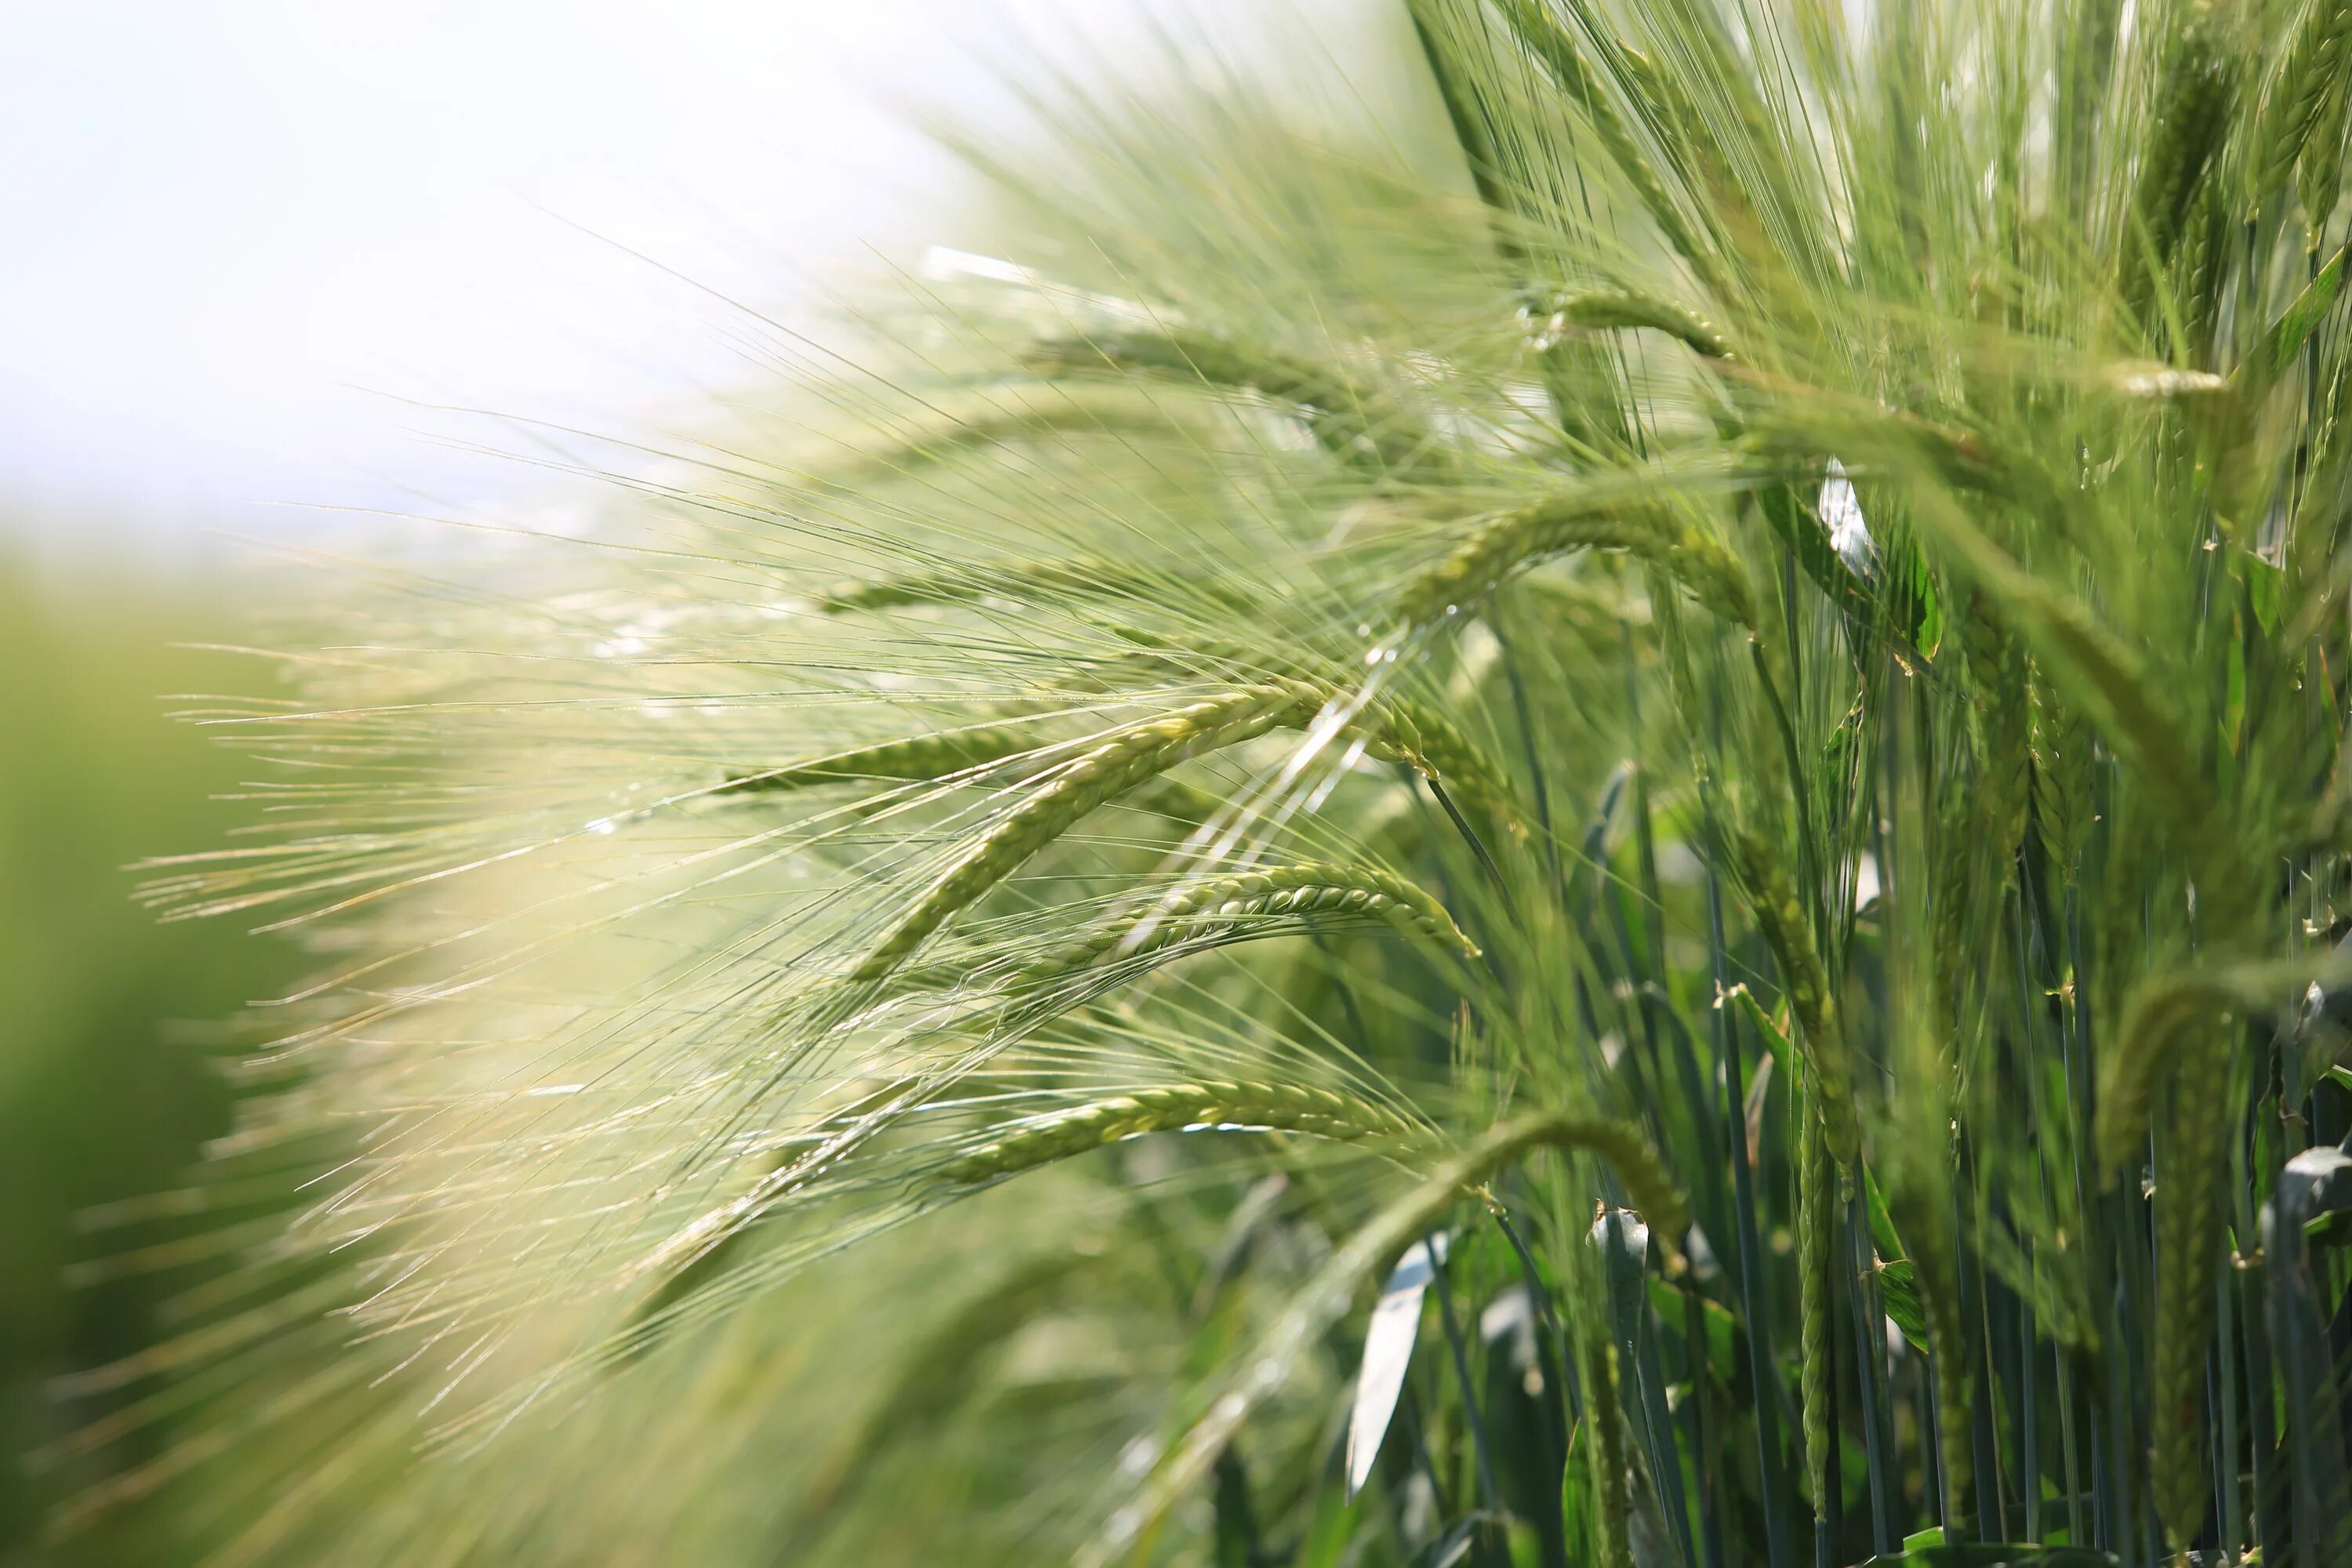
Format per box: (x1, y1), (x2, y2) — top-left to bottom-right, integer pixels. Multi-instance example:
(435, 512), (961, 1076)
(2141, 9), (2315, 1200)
(27, 2), (2352, 1566)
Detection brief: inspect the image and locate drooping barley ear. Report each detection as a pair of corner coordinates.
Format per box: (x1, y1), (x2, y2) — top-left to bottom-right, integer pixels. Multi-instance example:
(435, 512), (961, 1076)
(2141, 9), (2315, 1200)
(714, 717), (1065, 798)
(846, 684), (1325, 985)
(1605, 37), (1775, 254)
(837, 681), (1506, 987)
(808, 557), (1247, 617)
(1929, 789), (1973, 1035)
(1360, 692), (1531, 834)
(1014, 861), (1479, 988)
(2093, 959), (2327, 1178)
(940, 1080), (1421, 1185)
(622, 1076), (923, 1336)
(1088, 637), (1531, 833)
(801, 387), (1209, 487)
(2254, 0), (2352, 216)
(1022, 328), (1447, 481)
(2125, 2), (2241, 313)
(1489, 0), (1733, 303)
(2300, 30), (2352, 223)
(2094, 971), (2230, 1181)
(1399, 495), (1755, 630)
(1958, 593), (2032, 865)
(1544, 1114), (1690, 1256)
(2027, 672), (2095, 872)
(1406, 0), (1515, 221)
(1914, 490), (2221, 849)
(1729, 831), (1860, 1167)
(2152, 1025), (2233, 1552)
(1542, 289), (1734, 361)
(1581, 1327), (1636, 1568)
(1796, 1088), (1835, 1530)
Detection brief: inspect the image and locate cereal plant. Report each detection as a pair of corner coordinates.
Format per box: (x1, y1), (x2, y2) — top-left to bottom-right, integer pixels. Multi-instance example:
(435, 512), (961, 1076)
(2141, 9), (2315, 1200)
(92, 2), (2352, 1565)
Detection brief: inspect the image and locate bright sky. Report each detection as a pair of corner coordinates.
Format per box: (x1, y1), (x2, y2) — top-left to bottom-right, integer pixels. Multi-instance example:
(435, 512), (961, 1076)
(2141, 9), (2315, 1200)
(0, 0), (1372, 551)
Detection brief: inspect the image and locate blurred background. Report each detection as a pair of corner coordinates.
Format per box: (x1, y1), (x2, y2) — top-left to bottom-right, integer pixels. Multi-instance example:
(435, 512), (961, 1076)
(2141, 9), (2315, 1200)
(0, 3), (1384, 1560)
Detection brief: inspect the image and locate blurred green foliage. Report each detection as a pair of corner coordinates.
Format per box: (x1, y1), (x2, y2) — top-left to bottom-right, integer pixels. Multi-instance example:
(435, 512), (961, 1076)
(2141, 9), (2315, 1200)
(0, 553), (293, 1564)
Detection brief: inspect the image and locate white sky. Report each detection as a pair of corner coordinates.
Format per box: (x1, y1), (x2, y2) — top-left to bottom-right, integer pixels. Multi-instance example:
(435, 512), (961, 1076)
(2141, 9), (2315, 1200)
(0, 0), (1376, 554)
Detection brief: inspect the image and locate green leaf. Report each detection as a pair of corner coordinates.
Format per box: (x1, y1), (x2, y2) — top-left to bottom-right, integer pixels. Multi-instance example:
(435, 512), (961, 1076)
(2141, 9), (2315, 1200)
(1875, 1259), (1931, 1354)
(1862, 1167), (1908, 1264)
(2241, 240), (2349, 391)
(1726, 984), (1792, 1068)
(1646, 1276), (1735, 1385)
(1758, 481), (1885, 633)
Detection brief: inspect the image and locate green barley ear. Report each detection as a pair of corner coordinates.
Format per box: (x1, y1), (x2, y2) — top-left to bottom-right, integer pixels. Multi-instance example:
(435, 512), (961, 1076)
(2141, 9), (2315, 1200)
(2027, 669), (2096, 872)
(713, 717), (1073, 797)
(1356, 691), (1533, 833)
(2095, 958), (2337, 1178)
(1487, 0), (1732, 300)
(1727, 829), (1860, 1167)
(940, 1080), (1421, 1185)
(1955, 591), (2031, 865)
(1022, 328), (1447, 481)
(2254, 0), (2352, 217)
(1541, 288), (1733, 360)
(2300, 29), (2352, 224)
(1911, 488), (2222, 850)
(1012, 860), (1479, 986)
(806, 557), (1250, 618)
(1399, 492), (1756, 630)
(2125, 0), (2242, 317)
(845, 686), (1321, 985)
